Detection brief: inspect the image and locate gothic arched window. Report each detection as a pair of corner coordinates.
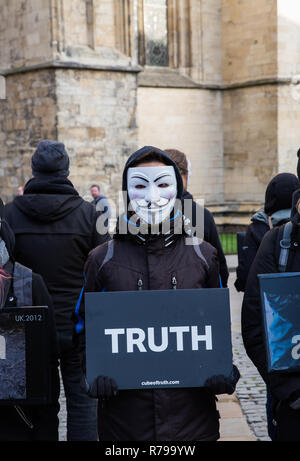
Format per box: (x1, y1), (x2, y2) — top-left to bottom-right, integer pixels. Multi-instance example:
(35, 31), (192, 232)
(115, 0), (191, 72)
(143, 0), (168, 66)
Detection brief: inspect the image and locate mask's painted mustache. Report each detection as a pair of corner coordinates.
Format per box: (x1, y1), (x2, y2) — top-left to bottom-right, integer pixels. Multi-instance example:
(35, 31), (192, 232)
(135, 200), (170, 210)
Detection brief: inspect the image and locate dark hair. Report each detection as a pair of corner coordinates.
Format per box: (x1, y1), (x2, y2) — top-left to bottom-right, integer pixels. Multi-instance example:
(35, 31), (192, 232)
(90, 184), (100, 191)
(131, 150), (169, 167)
(164, 149), (188, 176)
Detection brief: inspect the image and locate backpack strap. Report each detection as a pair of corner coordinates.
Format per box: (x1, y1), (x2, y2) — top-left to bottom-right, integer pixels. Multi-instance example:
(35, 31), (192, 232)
(13, 262), (33, 306)
(75, 240), (114, 334)
(278, 221), (293, 273)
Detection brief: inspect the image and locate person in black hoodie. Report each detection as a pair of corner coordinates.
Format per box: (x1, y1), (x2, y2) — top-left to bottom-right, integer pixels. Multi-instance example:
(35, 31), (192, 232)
(164, 149), (229, 288)
(242, 156), (300, 441)
(78, 146), (240, 441)
(4, 140), (109, 441)
(0, 198), (59, 441)
(238, 172), (300, 441)
(235, 173), (300, 293)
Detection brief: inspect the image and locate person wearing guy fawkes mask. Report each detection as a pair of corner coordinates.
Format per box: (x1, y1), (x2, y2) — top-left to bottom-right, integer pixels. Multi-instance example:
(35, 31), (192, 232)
(77, 146), (240, 441)
(0, 198), (60, 441)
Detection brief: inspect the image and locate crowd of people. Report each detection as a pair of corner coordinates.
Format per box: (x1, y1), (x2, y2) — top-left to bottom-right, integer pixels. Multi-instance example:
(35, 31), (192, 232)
(0, 139), (299, 441)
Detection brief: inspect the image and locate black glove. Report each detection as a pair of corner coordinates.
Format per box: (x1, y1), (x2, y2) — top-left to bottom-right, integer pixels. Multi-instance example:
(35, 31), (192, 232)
(81, 375), (119, 399)
(287, 390), (300, 410)
(204, 365), (240, 395)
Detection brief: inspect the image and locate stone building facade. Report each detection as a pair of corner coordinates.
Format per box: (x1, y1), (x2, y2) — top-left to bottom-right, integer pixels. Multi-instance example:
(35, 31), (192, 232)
(1, 0), (300, 228)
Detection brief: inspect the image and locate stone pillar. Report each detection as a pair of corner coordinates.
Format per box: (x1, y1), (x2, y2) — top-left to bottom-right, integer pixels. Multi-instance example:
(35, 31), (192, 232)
(277, 0), (300, 174)
(0, 0), (140, 203)
(222, 0), (278, 206)
(222, 0), (300, 209)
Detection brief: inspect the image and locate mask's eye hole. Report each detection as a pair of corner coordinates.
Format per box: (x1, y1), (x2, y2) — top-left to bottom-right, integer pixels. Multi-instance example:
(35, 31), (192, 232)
(158, 183), (169, 188)
(135, 184), (146, 189)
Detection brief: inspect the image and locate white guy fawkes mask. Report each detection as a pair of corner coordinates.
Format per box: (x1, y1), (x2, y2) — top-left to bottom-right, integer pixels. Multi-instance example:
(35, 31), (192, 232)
(127, 166), (177, 225)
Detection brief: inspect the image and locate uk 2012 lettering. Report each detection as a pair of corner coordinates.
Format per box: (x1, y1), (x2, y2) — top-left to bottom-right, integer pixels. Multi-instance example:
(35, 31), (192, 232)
(104, 325), (212, 353)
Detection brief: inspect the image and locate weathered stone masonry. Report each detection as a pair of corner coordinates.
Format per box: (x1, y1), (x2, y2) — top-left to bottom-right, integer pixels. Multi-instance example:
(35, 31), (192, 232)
(1, 0), (300, 229)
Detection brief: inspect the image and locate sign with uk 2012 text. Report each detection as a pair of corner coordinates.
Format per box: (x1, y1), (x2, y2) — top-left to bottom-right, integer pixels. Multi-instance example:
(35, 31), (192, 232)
(259, 272), (300, 373)
(0, 306), (50, 404)
(85, 288), (233, 390)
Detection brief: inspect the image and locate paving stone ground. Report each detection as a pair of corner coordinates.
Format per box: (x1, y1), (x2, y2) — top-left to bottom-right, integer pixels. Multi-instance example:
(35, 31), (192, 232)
(227, 257), (271, 441)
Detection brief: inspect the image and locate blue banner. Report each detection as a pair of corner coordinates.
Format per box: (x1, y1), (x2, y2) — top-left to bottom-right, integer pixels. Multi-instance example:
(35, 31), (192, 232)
(259, 273), (300, 372)
(85, 288), (233, 390)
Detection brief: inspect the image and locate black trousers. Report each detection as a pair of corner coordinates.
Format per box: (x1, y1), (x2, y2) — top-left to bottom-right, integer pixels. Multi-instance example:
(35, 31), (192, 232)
(276, 401), (300, 441)
(0, 393), (60, 441)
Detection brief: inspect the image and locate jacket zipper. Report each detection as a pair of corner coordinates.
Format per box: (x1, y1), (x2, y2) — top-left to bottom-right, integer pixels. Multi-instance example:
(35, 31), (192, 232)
(171, 275), (177, 290)
(137, 277), (143, 291)
(14, 405), (34, 429)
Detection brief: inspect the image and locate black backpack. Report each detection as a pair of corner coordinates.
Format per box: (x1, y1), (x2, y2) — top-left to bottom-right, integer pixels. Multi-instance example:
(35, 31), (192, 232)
(278, 221), (293, 273)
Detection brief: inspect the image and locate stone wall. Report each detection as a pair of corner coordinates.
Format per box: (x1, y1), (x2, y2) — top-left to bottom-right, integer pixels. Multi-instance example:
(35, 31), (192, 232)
(0, 70), (57, 203)
(278, 84), (300, 174)
(223, 85), (278, 202)
(0, 0), (53, 70)
(0, 0), (139, 204)
(222, 0), (277, 85)
(1, 0), (300, 225)
(222, 0), (277, 208)
(56, 68), (138, 200)
(277, 0), (300, 175)
(137, 86), (224, 203)
(277, 0), (300, 78)
(190, 0), (222, 85)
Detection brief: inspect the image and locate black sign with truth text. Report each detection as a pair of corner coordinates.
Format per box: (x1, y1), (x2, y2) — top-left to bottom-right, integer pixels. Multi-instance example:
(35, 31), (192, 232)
(85, 288), (233, 390)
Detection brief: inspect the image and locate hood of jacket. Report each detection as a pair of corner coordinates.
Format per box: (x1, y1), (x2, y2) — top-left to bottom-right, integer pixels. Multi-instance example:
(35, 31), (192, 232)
(264, 173), (300, 216)
(116, 146), (184, 241)
(13, 177), (83, 223)
(122, 145), (183, 200)
(0, 199), (15, 261)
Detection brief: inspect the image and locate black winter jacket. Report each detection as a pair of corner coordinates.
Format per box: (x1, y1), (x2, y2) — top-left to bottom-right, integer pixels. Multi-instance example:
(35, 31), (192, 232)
(0, 217), (59, 441)
(235, 218), (269, 293)
(81, 227), (221, 441)
(0, 269), (60, 441)
(236, 172), (300, 292)
(242, 189), (300, 403)
(4, 177), (109, 332)
(235, 211), (292, 292)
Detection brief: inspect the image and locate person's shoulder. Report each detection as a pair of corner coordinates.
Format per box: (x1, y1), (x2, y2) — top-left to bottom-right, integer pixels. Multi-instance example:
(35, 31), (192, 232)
(30, 271), (51, 298)
(31, 270), (47, 288)
(249, 219), (269, 232)
(246, 220), (270, 243)
(187, 236), (218, 265)
(256, 225), (282, 253)
(88, 239), (114, 261)
(198, 238), (218, 257)
(3, 200), (16, 215)
(76, 197), (99, 216)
